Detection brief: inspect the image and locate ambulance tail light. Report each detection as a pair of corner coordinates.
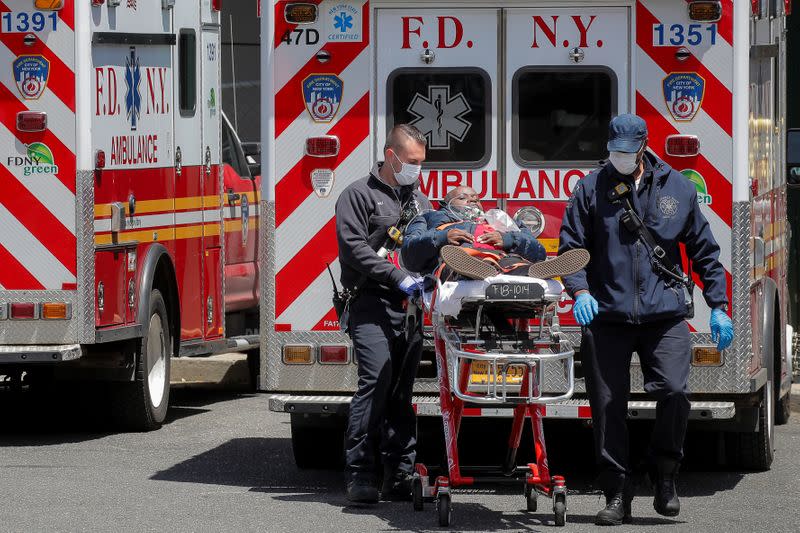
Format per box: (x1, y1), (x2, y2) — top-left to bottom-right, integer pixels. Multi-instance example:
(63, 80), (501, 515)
(283, 344), (314, 365)
(211, 0), (221, 11)
(319, 345), (350, 364)
(305, 136), (340, 158)
(16, 111), (47, 133)
(41, 302), (71, 320)
(692, 346), (723, 367)
(688, 1), (723, 21)
(96, 150), (106, 170)
(10, 303), (37, 320)
(665, 135), (700, 157)
(34, 0), (64, 9)
(91, 0), (105, 6)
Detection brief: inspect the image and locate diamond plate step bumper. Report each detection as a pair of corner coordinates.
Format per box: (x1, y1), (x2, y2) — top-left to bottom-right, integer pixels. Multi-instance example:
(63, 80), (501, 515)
(0, 344), (83, 364)
(268, 394), (736, 420)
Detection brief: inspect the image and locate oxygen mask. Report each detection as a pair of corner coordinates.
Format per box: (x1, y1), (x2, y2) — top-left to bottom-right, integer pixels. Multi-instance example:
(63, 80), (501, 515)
(446, 197), (484, 223)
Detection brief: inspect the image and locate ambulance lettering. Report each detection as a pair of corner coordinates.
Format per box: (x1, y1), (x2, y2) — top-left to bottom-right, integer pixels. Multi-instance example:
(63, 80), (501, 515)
(400, 16), (474, 49)
(419, 169), (586, 200)
(531, 15), (603, 48)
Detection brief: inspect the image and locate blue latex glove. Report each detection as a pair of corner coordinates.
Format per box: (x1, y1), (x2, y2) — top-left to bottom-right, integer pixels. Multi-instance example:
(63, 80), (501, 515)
(398, 276), (424, 297)
(573, 292), (599, 326)
(710, 308), (733, 351)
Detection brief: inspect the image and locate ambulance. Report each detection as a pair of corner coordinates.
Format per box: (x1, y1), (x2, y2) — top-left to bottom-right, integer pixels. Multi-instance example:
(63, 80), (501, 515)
(261, 0), (792, 470)
(0, 0), (261, 430)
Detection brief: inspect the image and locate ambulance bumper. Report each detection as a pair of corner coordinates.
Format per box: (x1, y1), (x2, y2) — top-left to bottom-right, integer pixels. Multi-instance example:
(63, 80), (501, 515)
(0, 344), (83, 364)
(268, 394), (736, 420)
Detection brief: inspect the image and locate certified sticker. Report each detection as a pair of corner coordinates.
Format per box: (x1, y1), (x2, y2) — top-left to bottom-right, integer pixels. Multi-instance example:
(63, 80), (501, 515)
(302, 74), (343, 123)
(13, 55), (49, 100)
(327, 3), (362, 42)
(311, 168), (335, 198)
(663, 73), (705, 122)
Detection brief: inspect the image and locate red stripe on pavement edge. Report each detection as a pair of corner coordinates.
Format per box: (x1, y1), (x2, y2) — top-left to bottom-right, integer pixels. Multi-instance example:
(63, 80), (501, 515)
(0, 243), (44, 290)
(275, 92), (369, 227)
(637, 1), (732, 136)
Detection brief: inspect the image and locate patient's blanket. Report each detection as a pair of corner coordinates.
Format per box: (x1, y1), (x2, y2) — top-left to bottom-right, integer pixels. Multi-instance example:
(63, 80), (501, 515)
(427, 274), (564, 317)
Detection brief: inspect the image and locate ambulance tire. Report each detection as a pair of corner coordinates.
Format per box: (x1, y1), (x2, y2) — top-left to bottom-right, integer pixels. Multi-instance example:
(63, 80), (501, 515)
(116, 289), (172, 431)
(726, 380), (774, 471)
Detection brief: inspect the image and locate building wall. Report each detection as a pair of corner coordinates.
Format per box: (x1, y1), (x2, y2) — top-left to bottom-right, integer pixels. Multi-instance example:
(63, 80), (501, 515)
(221, 1), (261, 143)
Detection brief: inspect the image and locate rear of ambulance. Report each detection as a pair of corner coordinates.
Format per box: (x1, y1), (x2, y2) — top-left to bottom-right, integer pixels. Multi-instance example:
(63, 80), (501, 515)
(0, 1), (92, 368)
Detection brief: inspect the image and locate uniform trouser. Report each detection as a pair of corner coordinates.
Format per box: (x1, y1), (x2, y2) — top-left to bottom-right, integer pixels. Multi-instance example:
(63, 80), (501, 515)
(582, 318), (691, 494)
(344, 292), (423, 482)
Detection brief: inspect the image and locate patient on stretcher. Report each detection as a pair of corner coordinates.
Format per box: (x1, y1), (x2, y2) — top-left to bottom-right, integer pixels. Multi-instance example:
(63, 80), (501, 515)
(401, 186), (588, 281)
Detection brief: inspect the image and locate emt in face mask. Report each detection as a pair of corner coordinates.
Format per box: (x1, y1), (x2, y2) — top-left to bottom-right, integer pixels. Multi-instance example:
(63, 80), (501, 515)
(335, 124), (432, 504)
(559, 114), (734, 525)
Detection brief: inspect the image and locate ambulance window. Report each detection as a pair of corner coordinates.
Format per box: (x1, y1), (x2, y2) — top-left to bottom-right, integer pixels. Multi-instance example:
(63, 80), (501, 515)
(387, 68), (491, 168)
(179, 30), (197, 116)
(513, 69), (615, 165)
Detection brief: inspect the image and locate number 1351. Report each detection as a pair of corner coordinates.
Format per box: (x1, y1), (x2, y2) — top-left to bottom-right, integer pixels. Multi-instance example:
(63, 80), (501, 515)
(652, 23), (717, 47)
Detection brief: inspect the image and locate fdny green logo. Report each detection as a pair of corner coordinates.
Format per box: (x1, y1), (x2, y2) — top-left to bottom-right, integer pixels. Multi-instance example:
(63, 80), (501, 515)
(5, 142), (58, 176)
(681, 169), (712, 205)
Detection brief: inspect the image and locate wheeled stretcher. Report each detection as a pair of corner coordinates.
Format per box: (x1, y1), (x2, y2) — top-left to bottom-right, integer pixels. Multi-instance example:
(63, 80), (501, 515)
(413, 274), (575, 527)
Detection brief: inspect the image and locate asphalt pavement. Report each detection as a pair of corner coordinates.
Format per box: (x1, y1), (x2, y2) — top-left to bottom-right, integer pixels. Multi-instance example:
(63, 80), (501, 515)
(1, 386), (799, 533)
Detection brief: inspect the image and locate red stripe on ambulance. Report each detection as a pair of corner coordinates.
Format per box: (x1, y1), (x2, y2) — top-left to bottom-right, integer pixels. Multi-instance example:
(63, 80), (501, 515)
(0, 244), (44, 290)
(0, 166), (76, 275)
(636, 1), (732, 136)
(274, 5), (369, 137)
(275, 93), (369, 227)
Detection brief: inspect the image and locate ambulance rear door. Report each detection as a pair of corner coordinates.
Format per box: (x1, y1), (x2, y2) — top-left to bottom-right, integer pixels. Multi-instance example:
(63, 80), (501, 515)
(375, 8), (500, 206)
(504, 6), (630, 324)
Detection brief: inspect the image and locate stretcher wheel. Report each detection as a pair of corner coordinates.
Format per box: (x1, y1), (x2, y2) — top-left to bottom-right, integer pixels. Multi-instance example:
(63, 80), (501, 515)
(412, 475), (424, 511)
(553, 493), (566, 527)
(437, 493), (452, 527)
(524, 484), (537, 512)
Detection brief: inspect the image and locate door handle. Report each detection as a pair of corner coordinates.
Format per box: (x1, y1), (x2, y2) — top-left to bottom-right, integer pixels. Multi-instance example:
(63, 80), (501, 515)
(175, 146), (182, 177)
(204, 146), (212, 176)
(227, 189), (241, 205)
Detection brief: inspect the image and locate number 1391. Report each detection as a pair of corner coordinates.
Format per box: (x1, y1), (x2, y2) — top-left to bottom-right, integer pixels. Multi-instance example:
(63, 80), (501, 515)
(1, 12), (58, 33)
(652, 23), (717, 47)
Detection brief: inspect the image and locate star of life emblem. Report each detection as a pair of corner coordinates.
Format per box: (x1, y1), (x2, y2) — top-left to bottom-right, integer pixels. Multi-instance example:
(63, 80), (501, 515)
(407, 85), (472, 150)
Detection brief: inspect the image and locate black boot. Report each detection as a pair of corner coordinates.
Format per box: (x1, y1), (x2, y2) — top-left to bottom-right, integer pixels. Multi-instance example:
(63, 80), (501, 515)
(595, 492), (626, 526)
(346, 477), (379, 504)
(649, 461), (680, 517)
(380, 467), (413, 501)
(622, 476), (635, 523)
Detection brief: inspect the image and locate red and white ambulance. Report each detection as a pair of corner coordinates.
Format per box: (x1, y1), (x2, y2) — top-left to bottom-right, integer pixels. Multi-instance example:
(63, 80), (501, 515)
(262, 0), (791, 469)
(0, 0), (260, 429)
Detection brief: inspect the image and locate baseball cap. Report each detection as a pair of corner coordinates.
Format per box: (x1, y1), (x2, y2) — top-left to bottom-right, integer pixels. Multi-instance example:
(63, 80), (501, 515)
(607, 114), (648, 153)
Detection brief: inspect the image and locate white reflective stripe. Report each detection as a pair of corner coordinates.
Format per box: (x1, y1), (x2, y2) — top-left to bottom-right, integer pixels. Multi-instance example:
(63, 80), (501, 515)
(0, 42), (76, 151)
(0, 203), (74, 287)
(637, 52), (732, 181)
(93, 209), (221, 233)
(701, 204), (732, 271)
(640, 0), (733, 90)
(275, 49), (370, 182)
(40, 21), (76, 72)
(0, 122), (76, 233)
(276, 137), (369, 271)
(274, 34), (328, 94)
(277, 259), (341, 329)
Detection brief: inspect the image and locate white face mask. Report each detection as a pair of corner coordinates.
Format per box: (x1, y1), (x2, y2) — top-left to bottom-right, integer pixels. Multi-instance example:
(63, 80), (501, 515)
(390, 151), (422, 186)
(609, 151), (640, 176)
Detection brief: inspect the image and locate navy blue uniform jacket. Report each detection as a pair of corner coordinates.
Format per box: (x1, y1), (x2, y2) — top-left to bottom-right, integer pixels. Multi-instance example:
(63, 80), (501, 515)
(558, 152), (728, 324)
(401, 208), (547, 275)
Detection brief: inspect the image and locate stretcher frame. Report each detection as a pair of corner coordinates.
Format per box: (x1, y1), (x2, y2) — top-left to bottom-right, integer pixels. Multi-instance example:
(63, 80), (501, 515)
(413, 278), (574, 527)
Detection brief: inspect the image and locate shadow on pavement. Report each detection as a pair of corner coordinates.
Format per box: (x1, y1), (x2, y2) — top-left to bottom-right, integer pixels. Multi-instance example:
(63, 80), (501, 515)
(0, 385), (247, 445)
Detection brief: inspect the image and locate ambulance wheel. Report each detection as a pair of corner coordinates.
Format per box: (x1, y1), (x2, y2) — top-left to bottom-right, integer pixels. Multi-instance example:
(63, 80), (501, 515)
(525, 484), (538, 512)
(115, 289), (171, 431)
(726, 380), (774, 470)
(412, 475), (424, 511)
(437, 493), (452, 527)
(554, 494), (567, 527)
